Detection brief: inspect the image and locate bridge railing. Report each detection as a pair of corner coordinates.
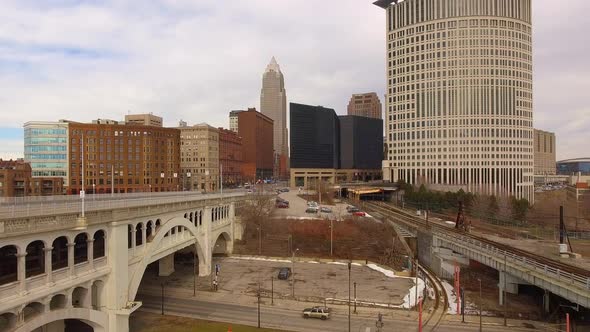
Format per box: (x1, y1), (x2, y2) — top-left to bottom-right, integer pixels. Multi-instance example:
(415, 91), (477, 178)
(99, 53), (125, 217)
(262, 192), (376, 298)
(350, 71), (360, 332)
(436, 232), (590, 291)
(0, 192), (246, 219)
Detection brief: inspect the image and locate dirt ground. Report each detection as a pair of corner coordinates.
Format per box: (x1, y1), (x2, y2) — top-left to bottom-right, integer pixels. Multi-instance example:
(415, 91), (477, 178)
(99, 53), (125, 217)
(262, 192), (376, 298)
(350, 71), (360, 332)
(139, 257), (414, 306)
(130, 311), (285, 332)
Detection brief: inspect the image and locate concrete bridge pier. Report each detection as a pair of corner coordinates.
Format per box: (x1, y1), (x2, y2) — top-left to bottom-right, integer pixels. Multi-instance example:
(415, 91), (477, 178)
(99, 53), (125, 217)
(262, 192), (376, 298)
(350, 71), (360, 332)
(498, 270), (526, 306)
(158, 254), (175, 277)
(105, 222), (132, 332)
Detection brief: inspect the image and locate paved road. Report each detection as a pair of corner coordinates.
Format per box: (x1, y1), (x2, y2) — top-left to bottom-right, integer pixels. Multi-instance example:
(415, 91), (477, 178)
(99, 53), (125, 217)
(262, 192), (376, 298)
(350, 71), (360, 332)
(135, 293), (533, 332)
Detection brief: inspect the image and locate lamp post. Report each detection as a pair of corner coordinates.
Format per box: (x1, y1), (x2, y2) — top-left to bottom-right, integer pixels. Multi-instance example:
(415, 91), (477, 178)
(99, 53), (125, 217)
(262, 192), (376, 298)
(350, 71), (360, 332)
(330, 219), (334, 257)
(291, 248), (299, 298)
(348, 261), (351, 332)
(478, 278), (483, 332)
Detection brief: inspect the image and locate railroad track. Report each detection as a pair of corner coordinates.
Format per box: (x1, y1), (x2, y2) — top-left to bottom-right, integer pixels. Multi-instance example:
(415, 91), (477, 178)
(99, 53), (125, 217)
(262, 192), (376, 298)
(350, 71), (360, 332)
(419, 263), (448, 331)
(364, 201), (590, 279)
(357, 200), (448, 330)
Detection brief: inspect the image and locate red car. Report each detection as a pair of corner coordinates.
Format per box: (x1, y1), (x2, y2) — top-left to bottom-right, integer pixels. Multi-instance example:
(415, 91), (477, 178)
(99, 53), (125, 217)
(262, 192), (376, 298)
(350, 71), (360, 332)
(276, 202), (289, 208)
(352, 211), (366, 217)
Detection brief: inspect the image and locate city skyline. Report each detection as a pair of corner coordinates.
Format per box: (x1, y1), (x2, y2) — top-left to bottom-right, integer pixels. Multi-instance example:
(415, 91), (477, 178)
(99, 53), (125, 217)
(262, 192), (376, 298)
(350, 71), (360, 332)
(0, 0), (588, 161)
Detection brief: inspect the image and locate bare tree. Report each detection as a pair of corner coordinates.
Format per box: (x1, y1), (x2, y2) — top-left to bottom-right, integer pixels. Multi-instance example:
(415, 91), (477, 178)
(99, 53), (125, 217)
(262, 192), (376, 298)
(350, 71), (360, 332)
(240, 192), (276, 254)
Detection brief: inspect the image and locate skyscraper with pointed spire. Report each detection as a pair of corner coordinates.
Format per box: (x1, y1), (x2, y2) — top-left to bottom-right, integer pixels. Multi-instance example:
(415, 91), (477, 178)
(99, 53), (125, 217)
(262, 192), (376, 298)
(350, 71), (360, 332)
(260, 57), (289, 179)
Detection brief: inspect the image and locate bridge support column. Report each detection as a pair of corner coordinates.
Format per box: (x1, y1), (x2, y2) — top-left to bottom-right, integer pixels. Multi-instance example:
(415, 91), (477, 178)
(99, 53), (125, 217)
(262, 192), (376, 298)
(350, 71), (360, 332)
(498, 271), (520, 305)
(105, 222), (131, 332)
(67, 242), (75, 277)
(44, 247), (53, 284)
(87, 239), (95, 270)
(17, 253), (27, 294)
(543, 291), (550, 313)
(107, 311), (130, 332)
(158, 253), (175, 277)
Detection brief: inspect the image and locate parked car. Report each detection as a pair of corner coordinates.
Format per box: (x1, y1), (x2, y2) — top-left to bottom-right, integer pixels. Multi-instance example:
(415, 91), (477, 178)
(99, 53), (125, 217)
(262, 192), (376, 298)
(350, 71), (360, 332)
(278, 267), (291, 280)
(279, 188), (290, 193)
(352, 211), (366, 217)
(306, 207), (319, 214)
(307, 201), (319, 207)
(302, 306), (331, 320)
(276, 201), (289, 208)
(347, 207), (360, 213)
(320, 207), (332, 213)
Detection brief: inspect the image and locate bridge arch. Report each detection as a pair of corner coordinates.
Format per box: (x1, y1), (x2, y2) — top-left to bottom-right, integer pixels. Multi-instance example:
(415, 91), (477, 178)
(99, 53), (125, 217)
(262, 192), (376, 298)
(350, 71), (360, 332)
(127, 216), (207, 301)
(212, 231), (232, 256)
(14, 308), (107, 332)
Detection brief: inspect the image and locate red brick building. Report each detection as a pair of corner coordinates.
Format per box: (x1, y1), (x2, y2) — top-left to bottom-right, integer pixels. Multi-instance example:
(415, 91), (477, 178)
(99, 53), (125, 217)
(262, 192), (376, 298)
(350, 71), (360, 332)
(237, 109), (274, 182)
(218, 128), (243, 186)
(0, 159), (63, 197)
(67, 120), (181, 194)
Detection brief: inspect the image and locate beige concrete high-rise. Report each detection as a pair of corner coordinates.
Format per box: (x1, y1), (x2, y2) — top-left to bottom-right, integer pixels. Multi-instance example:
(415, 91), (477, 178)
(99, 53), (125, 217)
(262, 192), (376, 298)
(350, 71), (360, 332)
(260, 57), (288, 179)
(178, 123), (219, 192)
(534, 129), (556, 175)
(375, 0), (534, 202)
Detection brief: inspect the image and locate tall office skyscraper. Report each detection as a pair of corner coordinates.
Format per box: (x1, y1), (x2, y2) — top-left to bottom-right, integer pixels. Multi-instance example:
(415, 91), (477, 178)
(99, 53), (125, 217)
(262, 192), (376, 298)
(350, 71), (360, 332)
(375, 0), (534, 202)
(260, 57), (289, 179)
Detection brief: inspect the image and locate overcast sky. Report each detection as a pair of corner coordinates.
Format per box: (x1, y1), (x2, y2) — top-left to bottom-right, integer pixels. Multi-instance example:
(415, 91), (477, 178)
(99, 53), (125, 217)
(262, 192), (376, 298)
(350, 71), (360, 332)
(0, 0), (588, 160)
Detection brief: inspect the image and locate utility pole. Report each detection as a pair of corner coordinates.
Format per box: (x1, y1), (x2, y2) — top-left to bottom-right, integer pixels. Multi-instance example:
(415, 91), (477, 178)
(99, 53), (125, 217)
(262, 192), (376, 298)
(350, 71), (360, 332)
(479, 278), (483, 332)
(330, 219), (333, 257)
(354, 281), (357, 314)
(111, 164), (114, 196)
(161, 282), (165, 315)
(348, 262), (351, 332)
(193, 252), (197, 296)
(271, 276), (274, 305)
(503, 254), (507, 326)
(257, 283), (261, 328)
(291, 248), (298, 297)
(81, 132), (85, 218)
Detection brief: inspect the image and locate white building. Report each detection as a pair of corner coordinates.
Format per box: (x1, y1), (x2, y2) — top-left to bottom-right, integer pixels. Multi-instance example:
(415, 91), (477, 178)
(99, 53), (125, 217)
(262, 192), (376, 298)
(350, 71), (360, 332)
(376, 0), (535, 202)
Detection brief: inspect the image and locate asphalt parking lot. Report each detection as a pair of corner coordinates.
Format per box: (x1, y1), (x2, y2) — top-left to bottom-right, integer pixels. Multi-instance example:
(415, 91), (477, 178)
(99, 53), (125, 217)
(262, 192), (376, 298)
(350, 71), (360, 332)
(141, 256), (413, 306)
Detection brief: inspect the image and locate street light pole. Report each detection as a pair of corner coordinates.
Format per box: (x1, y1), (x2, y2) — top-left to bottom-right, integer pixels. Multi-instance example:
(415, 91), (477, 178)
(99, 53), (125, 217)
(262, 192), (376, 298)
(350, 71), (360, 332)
(161, 282), (165, 315)
(479, 278), (483, 332)
(330, 219), (333, 257)
(503, 254), (507, 326)
(291, 248), (298, 298)
(193, 252), (197, 296)
(348, 262), (351, 332)
(354, 281), (357, 314)
(257, 283), (261, 328)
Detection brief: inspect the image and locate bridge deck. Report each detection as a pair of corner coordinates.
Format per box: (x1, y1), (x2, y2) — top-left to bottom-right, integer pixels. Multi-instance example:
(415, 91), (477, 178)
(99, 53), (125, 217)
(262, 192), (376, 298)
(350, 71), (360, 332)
(0, 191), (245, 219)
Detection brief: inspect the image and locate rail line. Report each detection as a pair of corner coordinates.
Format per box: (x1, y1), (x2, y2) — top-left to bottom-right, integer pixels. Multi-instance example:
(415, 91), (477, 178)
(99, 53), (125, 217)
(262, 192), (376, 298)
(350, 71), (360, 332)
(419, 262), (448, 331)
(363, 201), (590, 284)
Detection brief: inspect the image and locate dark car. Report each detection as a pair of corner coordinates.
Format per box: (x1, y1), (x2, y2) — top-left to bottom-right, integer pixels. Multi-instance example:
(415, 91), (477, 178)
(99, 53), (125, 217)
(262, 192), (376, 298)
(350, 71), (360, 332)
(347, 207), (360, 213)
(278, 267), (292, 280)
(276, 201), (289, 208)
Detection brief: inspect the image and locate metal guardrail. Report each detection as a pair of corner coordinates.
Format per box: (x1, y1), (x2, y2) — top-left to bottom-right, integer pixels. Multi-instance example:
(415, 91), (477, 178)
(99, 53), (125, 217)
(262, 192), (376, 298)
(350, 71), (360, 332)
(436, 231), (590, 290)
(0, 191), (248, 219)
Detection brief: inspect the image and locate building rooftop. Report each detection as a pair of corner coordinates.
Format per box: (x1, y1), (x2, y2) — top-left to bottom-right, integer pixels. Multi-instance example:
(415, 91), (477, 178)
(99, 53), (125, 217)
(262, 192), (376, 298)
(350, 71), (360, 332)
(558, 158), (590, 163)
(373, 0), (402, 9)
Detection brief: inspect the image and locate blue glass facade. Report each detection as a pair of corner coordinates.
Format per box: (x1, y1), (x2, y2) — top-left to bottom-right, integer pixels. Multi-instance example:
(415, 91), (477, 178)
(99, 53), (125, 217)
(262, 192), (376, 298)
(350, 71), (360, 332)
(557, 159), (590, 176)
(23, 122), (69, 183)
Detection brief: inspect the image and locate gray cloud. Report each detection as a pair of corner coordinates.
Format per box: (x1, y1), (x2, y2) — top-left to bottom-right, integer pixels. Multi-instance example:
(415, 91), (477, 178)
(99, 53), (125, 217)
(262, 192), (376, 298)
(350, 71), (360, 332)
(0, 0), (587, 161)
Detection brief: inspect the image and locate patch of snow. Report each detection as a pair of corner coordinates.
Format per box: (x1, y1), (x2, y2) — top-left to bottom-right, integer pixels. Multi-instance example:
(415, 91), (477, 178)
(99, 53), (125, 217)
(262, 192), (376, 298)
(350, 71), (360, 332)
(445, 221), (456, 226)
(442, 280), (459, 314)
(327, 262), (348, 266)
(231, 256), (291, 263)
(402, 277), (426, 309)
(366, 263), (396, 278)
(351, 263), (362, 266)
(306, 261), (320, 264)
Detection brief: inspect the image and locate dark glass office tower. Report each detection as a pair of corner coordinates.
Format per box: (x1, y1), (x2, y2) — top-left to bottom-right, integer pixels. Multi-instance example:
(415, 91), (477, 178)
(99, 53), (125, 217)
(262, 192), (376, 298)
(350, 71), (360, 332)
(339, 116), (383, 170)
(290, 103), (340, 169)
